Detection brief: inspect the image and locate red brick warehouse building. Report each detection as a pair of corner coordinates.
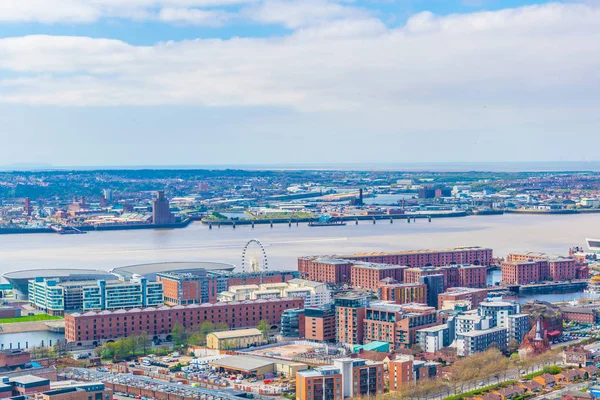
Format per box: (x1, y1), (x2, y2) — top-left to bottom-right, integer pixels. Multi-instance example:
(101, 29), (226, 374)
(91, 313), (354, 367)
(64, 297), (303, 345)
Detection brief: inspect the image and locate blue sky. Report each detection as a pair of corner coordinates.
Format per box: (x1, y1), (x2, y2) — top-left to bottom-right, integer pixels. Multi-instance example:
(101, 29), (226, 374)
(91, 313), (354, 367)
(0, 0), (599, 166)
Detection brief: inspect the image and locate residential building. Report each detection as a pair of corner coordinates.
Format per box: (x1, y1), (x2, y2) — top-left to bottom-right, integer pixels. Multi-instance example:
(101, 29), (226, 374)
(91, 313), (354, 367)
(29, 277), (163, 315)
(560, 307), (598, 324)
(0, 376), (50, 396)
(33, 382), (112, 400)
(296, 366), (343, 400)
(378, 282), (427, 305)
(335, 294), (369, 345)
(304, 304), (336, 342)
(501, 261), (544, 284)
(389, 355), (442, 390)
(350, 263), (406, 291)
(297, 258), (353, 284)
(217, 279), (331, 308)
(206, 328), (265, 350)
(420, 274), (445, 308)
(363, 302), (438, 350)
(438, 287), (488, 310)
(508, 314), (530, 343)
(563, 347), (593, 366)
(332, 358), (384, 398)
(64, 297), (304, 344)
(281, 308), (305, 338)
(301, 247), (493, 269)
(505, 252), (580, 282)
(456, 326), (508, 356)
(416, 324), (452, 353)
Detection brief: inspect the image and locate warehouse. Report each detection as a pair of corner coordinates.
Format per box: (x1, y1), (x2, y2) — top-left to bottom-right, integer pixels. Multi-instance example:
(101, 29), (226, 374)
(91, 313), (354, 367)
(209, 355), (307, 378)
(206, 328), (264, 350)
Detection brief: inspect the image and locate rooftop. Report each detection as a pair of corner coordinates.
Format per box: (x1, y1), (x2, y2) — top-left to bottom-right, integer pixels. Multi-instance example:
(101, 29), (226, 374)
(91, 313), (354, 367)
(459, 326), (508, 337)
(208, 329), (262, 339)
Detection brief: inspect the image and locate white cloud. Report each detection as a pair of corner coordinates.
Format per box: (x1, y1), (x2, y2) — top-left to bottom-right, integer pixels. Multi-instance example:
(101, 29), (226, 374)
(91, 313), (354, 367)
(0, 2), (598, 115)
(158, 7), (233, 26)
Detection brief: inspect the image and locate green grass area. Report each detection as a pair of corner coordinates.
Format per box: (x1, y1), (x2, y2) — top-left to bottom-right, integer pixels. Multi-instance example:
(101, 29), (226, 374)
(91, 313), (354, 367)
(0, 314), (63, 324)
(523, 371), (545, 380)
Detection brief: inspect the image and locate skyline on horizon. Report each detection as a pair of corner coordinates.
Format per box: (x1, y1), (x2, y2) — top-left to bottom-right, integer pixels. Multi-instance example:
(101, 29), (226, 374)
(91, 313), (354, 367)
(1, 0), (599, 166)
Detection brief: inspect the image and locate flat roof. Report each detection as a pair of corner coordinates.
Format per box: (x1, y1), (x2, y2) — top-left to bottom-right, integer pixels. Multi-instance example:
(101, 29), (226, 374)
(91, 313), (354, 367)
(111, 261), (236, 276)
(209, 355), (274, 372)
(10, 375), (50, 385)
(4, 269), (116, 279)
(418, 324), (448, 333)
(209, 329), (262, 339)
(459, 326), (507, 337)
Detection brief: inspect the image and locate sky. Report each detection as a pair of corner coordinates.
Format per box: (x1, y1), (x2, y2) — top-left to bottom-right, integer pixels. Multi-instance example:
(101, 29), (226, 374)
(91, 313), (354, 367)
(0, 0), (599, 167)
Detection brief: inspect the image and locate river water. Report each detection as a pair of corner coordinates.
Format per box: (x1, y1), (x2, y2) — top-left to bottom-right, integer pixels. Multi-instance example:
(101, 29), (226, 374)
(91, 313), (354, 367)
(0, 213), (599, 275)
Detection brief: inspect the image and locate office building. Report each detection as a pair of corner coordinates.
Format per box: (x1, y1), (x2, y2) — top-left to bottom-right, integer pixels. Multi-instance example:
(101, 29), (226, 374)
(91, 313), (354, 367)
(296, 366), (343, 400)
(151, 191), (174, 225)
(458, 265), (487, 288)
(332, 358), (384, 398)
(505, 252), (581, 283)
(389, 355), (442, 390)
(281, 308), (305, 338)
(350, 262), (406, 291)
(335, 294), (369, 345)
(64, 297), (304, 345)
(157, 270), (227, 305)
(378, 282), (427, 305)
(501, 261), (545, 284)
(103, 189), (113, 202)
(304, 304), (336, 342)
(29, 277), (163, 315)
(419, 274), (445, 308)
(438, 287), (488, 310)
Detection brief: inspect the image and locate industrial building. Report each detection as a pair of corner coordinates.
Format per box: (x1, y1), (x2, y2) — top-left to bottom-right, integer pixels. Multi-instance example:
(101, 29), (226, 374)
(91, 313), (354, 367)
(206, 329), (264, 350)
(209, 355), (307, 379)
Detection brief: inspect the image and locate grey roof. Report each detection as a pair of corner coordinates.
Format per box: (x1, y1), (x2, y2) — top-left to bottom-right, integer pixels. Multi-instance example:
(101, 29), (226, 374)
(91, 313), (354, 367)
(560, 306), (595, 314)
(111, 261), (235, 276)
(10, 375), (50, 385)
(209, 355), (274, 371)
(4, 269), (116, 279)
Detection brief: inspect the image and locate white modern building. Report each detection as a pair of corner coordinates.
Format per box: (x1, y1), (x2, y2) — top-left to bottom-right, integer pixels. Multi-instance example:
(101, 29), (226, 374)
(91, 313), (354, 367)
(217, 279), (330, 307)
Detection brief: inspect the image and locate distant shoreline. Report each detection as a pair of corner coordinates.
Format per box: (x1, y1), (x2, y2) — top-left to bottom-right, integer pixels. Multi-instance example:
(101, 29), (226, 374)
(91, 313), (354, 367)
(3, 209), (600, 235)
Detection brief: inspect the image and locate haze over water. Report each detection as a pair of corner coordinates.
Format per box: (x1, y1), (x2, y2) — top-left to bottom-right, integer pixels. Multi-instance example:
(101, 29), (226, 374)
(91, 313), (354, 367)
(1, 213), (599, 275)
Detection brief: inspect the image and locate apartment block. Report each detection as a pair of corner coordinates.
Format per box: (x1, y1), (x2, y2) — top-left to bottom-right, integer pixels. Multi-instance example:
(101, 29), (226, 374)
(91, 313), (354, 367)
(296, 366), (343, 400)
(64, 297), (304, 344)
(333, 358), (384, 398)
(297, 258), (353, 284)
(378, 283), (427, 305)
(335, 294), (369, 345)
(363, 302), (438, 350)
(456, 326), (508, 356)
(304, 304), (336, 342)
(314, 246), (493, 267)
(389, 355), (442, 390)
(157, 270), (227, 305)
(350, 262), (406, 291)
(438, 287), (488, 310)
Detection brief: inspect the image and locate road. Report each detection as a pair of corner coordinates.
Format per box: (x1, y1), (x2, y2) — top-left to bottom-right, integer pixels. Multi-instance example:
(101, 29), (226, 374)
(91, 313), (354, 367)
(531, 381), (589, 399)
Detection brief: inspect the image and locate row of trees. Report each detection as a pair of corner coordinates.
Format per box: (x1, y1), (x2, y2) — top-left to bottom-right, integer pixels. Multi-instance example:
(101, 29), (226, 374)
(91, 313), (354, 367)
(100, 332), (152, 360)
(390, 348), (562, 399)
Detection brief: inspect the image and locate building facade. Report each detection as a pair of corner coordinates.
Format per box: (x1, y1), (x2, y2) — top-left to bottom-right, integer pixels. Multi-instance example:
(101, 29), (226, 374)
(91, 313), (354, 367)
(157, 270), (227, 305)
(64, 297), (304, 344)
(29, 277), (163, 315)
(281, 308), (306, 338)
(350, 263), (406, 291)
(389, 355), (441, 391)
(151, 191), (174, 225)
(378, 283), (427, 305)
(296, 366), (343, 400)
(332, 358), (384, 398)
(335, 294), (369, 345)
(438, 287), (488, 310)
(304, 304), (336, 342)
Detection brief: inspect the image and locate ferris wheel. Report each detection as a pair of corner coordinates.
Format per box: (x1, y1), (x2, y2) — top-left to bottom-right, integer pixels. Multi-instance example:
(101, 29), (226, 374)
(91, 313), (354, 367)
(241, 239), (268, 273)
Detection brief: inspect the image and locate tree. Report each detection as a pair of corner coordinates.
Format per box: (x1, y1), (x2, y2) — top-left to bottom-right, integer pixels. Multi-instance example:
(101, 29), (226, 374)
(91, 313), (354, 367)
(507, 339), (520, 354)
(215, 322), (229, 331)
(188, 333), (204, 346)
(101, 342), (117, 360)
(172, 323), (188, 347)
(199, 322), (215, 336)
(257, 320), (270, 340)
(137, 331), (151, 354)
